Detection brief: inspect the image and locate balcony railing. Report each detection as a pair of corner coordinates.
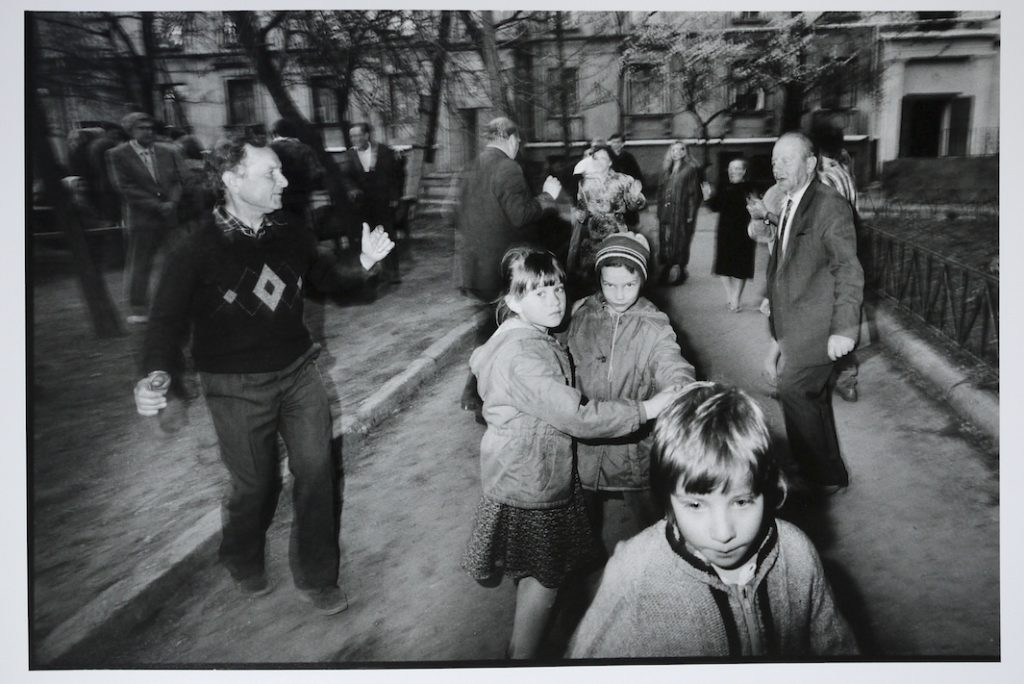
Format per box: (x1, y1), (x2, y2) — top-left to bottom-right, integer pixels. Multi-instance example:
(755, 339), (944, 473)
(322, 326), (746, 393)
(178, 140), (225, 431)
(862, 224), (998, 370)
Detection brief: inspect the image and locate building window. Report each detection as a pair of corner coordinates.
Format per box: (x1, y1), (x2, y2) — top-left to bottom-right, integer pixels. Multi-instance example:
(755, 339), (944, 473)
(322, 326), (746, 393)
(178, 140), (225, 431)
(221, 16), (239, 48)
(311, 77), (341, 125)
(547, 67), (579, 114)
(388, 74), (420, 125)
(226, 78), (257, 127)
(161, 84), (187, 129)
(156, 16), (188, 50)
(729, 64), (765, 112)
(732, 12), (767, 25)
(819, 57), (858, 110)
(627, 64), (665, 115)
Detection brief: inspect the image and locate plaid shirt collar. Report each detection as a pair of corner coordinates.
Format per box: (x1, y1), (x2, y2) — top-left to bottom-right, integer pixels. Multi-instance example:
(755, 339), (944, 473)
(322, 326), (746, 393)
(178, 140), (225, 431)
(213, 204), (284, 240)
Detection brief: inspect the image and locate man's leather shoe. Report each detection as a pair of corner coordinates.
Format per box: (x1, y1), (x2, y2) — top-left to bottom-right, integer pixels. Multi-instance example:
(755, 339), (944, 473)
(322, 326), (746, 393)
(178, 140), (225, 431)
(836, 385), (858, 402)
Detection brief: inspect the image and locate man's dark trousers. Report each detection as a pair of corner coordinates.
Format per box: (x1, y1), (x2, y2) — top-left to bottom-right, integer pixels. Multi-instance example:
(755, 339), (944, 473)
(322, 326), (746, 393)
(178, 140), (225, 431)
(200, 346), (339, 589)
(125, 225), (168, 314)
(777, 359), (849, 487)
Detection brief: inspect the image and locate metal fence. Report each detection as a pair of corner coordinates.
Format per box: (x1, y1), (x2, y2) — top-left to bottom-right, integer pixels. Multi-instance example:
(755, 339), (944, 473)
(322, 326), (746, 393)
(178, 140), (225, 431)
(862, 224), (998, 370)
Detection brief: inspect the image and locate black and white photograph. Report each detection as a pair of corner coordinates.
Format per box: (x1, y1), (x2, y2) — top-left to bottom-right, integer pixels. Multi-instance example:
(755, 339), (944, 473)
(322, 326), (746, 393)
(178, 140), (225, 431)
(14, 1), (1021, 681)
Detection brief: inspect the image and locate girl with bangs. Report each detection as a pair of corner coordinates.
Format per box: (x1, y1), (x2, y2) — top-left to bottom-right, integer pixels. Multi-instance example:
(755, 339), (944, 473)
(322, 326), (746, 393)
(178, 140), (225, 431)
(461, 245), (679, 659)
(568, 382), (858, 659)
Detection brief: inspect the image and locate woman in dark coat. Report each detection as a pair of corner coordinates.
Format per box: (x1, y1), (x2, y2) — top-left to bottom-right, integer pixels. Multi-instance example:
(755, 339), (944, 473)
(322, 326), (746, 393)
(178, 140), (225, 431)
(704, 157), (757, 311)
(656, 140), (703, 285)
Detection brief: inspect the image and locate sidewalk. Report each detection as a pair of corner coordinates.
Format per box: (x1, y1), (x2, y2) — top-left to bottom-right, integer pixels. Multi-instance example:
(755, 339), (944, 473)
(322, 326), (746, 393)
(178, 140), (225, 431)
(30, 218), (483, 664)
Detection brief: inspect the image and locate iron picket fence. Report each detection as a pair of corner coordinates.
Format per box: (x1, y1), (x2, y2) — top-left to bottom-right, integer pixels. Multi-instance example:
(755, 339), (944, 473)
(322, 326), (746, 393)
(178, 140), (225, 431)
(862, 224), (999, 370)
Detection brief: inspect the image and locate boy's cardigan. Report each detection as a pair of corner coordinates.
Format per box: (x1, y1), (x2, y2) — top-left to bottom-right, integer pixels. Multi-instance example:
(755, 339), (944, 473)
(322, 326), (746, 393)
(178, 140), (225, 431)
(567, 518), (858, 659)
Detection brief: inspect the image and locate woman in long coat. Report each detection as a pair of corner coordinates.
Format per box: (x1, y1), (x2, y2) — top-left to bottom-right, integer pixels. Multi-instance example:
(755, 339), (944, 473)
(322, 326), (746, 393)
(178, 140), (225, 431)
(656, 140), (703, 285)
(705, 157), (757, 311)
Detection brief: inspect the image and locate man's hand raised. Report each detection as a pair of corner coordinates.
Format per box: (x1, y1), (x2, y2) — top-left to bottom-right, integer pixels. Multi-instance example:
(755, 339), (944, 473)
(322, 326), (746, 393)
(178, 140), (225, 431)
(359, 222), (396, 270)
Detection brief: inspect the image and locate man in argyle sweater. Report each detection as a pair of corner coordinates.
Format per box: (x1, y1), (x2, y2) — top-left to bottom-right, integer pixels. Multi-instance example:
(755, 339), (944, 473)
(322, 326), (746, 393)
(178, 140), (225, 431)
(133, 132), (394, 615)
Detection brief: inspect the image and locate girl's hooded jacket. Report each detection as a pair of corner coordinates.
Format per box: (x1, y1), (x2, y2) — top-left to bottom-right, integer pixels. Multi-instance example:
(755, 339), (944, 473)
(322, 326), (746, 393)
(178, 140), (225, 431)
(567, 295), (695, 491)
(469, 318), (645, 509)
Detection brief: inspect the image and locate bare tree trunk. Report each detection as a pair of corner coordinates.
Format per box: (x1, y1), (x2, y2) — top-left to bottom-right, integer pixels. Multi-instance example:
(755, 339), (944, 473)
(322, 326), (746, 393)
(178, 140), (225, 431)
(230, 10), (350, 209)
(30, 18), (124, 337)
(405, 10), (452, 203)
(554, 12), (572, 159)
(460, 10), (512, 118)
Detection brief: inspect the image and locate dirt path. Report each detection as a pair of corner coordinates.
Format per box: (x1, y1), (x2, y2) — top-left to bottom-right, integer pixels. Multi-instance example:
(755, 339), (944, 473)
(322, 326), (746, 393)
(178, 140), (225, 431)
(30, 222), (477, 643)
(79, 209), (1000, 664)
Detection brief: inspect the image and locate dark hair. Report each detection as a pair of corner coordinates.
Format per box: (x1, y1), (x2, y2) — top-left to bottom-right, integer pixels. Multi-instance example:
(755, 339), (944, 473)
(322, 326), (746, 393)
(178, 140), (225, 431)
(485, 117), (519, 143)
(810, 121), (844, 159)
(494, 245), (565, 324)
(176, 134), (205, 161)
(272, 117), (301, 139)
(350, 121), (373, 136)
(651, 382), (785, 515)
(609, 132), (626, 142)
(589, 143), (615, 162)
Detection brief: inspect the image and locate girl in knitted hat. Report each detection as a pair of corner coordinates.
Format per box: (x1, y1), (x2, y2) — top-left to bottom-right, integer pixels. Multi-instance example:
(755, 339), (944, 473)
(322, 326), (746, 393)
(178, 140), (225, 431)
(567, 232), (696, 553)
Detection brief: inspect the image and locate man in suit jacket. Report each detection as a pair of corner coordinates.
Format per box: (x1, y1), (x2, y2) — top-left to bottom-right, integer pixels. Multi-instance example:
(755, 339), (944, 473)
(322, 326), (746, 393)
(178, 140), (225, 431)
(609, 132), (644, 229)
(107, 112), (185, 323)
(455, 116), (562, 415)
(342, 122), (404, 282)
(766, 132), (864, 488)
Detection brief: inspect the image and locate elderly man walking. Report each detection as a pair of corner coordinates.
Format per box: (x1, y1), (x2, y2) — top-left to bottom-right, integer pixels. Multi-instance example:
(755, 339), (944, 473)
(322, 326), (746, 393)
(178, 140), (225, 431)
(455, 117), (561, 417)
(765, 132), (863, 489)
(107, 112), (186, 323)
(133, 131), (394, 614)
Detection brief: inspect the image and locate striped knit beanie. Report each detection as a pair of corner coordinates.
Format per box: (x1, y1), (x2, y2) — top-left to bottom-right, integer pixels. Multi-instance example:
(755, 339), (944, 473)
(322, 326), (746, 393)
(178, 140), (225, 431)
(595, 232), (650, 279)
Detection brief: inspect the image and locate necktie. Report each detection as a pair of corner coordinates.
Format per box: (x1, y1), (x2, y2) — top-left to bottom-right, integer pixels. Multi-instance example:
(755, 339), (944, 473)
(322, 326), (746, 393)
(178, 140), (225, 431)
(140, 149), (157, 181)
(777, 197), (794, 260)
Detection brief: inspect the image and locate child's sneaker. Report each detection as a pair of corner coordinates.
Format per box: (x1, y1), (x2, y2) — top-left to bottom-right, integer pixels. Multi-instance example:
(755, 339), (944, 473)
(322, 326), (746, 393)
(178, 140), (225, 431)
(300, 586), (349, 615)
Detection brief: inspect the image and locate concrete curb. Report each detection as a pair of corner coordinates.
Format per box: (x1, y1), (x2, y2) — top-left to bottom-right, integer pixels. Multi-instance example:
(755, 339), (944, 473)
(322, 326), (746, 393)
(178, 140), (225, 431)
(873, 304), (999, 446)
(37, 309), (490, 666)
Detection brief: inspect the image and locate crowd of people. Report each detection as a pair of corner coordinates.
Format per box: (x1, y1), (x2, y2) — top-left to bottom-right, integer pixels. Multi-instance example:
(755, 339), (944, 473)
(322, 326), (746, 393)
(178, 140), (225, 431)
(96, 106), (865, 658)
(454, 118), (864, 659)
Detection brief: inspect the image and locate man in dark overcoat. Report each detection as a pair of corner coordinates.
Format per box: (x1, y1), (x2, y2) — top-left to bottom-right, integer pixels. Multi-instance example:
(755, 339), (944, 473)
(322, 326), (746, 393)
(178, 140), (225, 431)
(766, 132), (864, 488)
(455, 116), (562, 414)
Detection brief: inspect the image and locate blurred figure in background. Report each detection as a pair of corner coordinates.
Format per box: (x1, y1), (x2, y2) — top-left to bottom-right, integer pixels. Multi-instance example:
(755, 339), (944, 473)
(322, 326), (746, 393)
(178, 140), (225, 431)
(342, 122), (404, 282)
(270, 117), (325, 235)
(656, 140), (703, 286)
(107, 111), (186, 324)
(703, 157), (757, 312)
(608, 132), (644, 230)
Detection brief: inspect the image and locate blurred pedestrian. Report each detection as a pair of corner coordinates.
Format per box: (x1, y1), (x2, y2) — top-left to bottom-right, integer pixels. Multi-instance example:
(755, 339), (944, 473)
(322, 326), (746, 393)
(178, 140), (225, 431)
(88, 124), (125, 225)
(454, 116), (561, 419)
(270, 117), (325, 234)
(608, 132), (644, 229)
(132, 130), (395, 615)
(107, 111), (186, 324)
(567, 144), (645, 294)
(812, 123), (861, 403)
(342, 122), (404, 282)
(174, 134), (215, 230)
(656, 140), (703, 285)
(703, 157), (758, 312)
